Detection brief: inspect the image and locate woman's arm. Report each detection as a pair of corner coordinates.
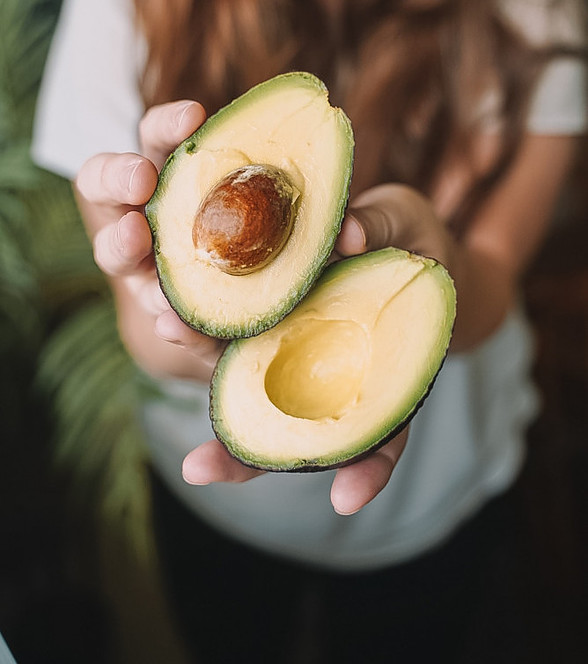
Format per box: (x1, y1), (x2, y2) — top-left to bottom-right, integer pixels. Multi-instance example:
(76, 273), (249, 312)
(448, 133), (580, 351)
(75, 100), (579, 515)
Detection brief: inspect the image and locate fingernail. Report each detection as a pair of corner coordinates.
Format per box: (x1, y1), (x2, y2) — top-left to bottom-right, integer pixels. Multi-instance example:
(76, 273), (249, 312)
(115, 212), (137, 257)
(331, 487), (362, 516)
(115, 215), (126, 256)
(344, 213), (367, 253)
(176, 101), (195, 130)
(182, 463), (210, 486)
(123, 158), (143, 195)
(183, 475), (210, 486)
(351, 216), (367, 249)
(333, 504), (360, 516)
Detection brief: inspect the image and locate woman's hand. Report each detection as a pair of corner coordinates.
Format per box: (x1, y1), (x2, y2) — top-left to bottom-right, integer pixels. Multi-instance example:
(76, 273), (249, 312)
(75, 100), (226, 381)
(74, 99), (412, 515)
(182, 429), (410, 516)
(336, 183), (455, 268)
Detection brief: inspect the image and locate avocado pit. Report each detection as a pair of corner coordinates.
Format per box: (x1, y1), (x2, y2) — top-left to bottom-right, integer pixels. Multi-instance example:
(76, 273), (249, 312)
(192, 164), (297, 275)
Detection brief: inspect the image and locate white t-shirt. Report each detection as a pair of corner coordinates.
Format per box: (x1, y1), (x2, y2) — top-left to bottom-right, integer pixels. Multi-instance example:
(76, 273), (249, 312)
(33, 0), (587, 571)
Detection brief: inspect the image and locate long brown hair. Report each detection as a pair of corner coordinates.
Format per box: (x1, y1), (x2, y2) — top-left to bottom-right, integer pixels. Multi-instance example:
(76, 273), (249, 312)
(133, 0), (585, 232)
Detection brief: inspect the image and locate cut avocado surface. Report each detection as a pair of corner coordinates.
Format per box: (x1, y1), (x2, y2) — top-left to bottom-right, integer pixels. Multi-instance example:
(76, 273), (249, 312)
(145, 71), (354, 338)
(210, 247), (457, 472)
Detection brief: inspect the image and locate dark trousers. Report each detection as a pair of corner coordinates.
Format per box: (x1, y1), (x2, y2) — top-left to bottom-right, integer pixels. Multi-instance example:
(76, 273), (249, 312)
(151, 472), (530, 664)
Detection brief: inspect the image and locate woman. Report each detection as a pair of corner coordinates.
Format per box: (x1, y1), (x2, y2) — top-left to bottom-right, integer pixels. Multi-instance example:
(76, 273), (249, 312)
(33, 0), (587, 661)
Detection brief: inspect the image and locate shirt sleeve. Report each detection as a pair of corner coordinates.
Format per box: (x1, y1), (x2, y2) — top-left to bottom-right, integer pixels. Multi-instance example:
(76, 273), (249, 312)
(528, 56), (587, 134)
(503, 0), (588, 134)
(31, 0), (146, 180)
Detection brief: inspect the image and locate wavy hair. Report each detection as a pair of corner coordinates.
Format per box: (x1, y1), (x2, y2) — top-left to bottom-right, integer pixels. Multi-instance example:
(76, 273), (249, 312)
(133, 0), (585, 231)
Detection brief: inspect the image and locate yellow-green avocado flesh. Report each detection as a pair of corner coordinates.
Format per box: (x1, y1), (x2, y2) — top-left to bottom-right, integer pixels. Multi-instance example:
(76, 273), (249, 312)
(145, 72), (354, 338)
(210, 247), (457, 472)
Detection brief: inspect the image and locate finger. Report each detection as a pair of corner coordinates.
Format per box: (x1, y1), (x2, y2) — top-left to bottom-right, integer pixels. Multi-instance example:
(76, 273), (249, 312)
(92, 210), (154, 277)
(139, 100), (207, 169)
(336, 184), (441, 257)
(336, 205), (394, 256)
(335, 211), (368, 256)
(330, 428), (409, 515)
(155, 309), (225, 369)
(125, 272), (170, 315)
(76, 152), (158, 211)
(182, 439), (264, 485)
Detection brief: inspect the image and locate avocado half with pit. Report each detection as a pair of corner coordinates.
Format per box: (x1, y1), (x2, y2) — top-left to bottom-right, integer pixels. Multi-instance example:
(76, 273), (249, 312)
(210, 247), (457, 472)
(145, 72), (354, 338)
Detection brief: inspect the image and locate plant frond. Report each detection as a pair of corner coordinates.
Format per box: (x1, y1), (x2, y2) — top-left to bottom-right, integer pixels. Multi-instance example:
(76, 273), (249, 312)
(0, 0), (61, 140)
(38, 301), (151, 545)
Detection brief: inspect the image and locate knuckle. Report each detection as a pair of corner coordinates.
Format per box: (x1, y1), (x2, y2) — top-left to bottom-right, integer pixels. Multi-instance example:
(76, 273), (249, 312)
(93, 221), (132, 277)
(138, 101), (178, 148)
(138, 105), (159, 144)
(139, 100), (205, 156)
(92, 230), (115, 275)
(74, 154), (105, 201)
(76, 152), (146, 205)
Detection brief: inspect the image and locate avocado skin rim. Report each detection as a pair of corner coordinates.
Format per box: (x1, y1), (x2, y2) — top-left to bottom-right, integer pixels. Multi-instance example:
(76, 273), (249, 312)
(209, 344), (449, 473)
(144, 71), (354, 340)
(208, 248), (456, 473)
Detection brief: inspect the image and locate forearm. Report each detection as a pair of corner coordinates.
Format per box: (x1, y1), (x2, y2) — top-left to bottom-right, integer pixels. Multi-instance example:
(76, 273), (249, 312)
(447, 242), (515, 353)
(444, 134), (581, 352)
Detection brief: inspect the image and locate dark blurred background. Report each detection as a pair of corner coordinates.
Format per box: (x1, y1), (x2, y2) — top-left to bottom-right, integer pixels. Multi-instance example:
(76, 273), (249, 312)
(1, 1), (587, 662)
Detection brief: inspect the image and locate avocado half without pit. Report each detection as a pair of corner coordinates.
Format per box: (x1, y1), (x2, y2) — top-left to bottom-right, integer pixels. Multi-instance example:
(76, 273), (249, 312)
(145, 71), (354, 338)
(211, 247), (457, 472)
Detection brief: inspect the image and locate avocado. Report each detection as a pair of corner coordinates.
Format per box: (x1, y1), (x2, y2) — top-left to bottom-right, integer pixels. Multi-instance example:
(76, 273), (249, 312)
(210, 247), (457, 472)
(145, 72), (354, 339)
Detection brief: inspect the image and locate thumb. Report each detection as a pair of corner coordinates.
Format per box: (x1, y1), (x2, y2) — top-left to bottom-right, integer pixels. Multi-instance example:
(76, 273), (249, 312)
(335, 183), (442, 258)
(336, 205), (395, 256)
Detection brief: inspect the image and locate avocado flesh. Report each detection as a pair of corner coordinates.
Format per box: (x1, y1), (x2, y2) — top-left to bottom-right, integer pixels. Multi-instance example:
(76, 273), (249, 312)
(210, 247), (457, 471)
(145, 72), (354, 338)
